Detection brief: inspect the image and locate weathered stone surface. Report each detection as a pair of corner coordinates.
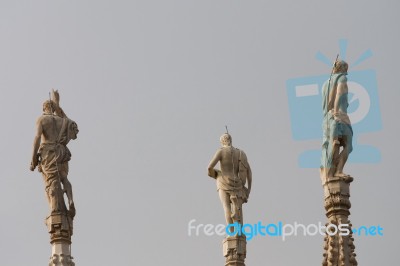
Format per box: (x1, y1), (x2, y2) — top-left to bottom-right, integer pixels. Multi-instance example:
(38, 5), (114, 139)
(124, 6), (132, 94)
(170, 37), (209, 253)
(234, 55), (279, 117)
(30, 90), (78, 266)
(320, 61), (357, 266)
(46, 212), (73, 243)
(321, 176), (357, 266)
(49, 243), (75, 266)
(321, 60), (353, 179)
(208, 133), (252, 265)
(207, 133), (252, 226)
(223, 236), (246, 266)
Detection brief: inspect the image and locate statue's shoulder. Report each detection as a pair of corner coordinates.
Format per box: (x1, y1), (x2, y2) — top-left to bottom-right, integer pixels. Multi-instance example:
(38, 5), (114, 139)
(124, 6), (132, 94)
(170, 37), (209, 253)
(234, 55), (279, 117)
(238, 149), (249, 161)
(335, 73), (347, 83)
(234, 147), (244, 154)
(66, 117), (77, 125)
(37, 114), (51, 123)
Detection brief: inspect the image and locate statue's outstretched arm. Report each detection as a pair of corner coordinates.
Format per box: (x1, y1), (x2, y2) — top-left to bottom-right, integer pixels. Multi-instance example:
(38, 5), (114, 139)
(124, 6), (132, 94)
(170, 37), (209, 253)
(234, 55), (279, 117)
(51, 89), (60, 105)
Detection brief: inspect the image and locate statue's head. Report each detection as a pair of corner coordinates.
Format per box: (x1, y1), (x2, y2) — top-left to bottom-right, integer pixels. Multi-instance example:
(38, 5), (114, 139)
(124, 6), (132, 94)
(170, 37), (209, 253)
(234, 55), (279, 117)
(333, 60), (348, 74)
(220, 133), (232, 147)
(42, 100), (56, 113)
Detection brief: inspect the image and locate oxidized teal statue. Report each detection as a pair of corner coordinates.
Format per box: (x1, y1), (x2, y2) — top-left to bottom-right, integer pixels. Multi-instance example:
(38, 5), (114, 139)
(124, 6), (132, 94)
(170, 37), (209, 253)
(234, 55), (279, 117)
(321, 60), (353, 179)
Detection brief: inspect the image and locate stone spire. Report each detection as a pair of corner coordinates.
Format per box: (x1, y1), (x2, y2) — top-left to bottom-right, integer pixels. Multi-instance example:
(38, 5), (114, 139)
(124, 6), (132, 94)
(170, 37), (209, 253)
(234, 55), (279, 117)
(321, 175), (357, 266)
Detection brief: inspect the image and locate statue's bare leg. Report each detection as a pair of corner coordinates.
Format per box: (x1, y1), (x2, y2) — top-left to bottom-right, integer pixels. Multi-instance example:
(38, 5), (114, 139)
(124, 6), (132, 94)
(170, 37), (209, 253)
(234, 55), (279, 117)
(335, 136), (351, 177)
(232, 197), (244, 225)
(61, 177), (74, 207)
(230, 195), (239, 224)
(328, 139), (340, 178)
(219, 189), (233, 228)
(59, 163), (74, 207)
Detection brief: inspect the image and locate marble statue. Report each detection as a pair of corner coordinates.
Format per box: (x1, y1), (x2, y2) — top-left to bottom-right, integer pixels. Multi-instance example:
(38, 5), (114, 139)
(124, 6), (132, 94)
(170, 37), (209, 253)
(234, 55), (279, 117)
(30, 90), (78, 215)
(29, 90), (78, 266)
(208, 133), (252, 265)
(207, 133), (252, 226)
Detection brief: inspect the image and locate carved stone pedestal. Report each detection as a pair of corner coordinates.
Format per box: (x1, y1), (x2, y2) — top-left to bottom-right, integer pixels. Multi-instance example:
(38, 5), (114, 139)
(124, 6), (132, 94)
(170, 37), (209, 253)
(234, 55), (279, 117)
(223, 235), (246, 266)
(321, 175), (357, 266)
(46, 212), (75, 266)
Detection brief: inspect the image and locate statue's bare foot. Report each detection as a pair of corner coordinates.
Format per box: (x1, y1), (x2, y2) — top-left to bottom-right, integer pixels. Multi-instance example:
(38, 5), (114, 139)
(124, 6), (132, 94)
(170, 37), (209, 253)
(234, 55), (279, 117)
(335, 172), (354, 182)
(343, 175), (354, 183)
(334, 172), (349, 178)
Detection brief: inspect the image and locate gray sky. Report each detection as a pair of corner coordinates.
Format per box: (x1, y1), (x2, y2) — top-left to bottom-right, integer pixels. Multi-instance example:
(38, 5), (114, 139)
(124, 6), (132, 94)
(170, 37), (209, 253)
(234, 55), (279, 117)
(0, 0), (399, 265)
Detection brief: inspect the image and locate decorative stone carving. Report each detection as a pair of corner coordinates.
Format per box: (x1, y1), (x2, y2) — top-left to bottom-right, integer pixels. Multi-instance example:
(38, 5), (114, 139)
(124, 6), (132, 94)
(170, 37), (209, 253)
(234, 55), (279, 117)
(49, 254), (75, 266)
(321, 177), (357, 266)
(223, 235), (246, 266)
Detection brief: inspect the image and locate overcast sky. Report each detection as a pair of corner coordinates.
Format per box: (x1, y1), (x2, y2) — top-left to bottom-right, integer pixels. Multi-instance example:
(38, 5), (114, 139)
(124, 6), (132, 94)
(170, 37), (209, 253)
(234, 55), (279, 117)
(0, 1), (399, 265)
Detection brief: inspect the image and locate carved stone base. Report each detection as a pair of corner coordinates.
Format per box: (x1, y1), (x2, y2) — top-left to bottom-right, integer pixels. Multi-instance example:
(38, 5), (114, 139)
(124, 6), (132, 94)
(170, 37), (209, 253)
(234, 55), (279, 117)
(49, 243), (75, 266)
(46, 212), (73, 243)
(223, 235), (246, 266)
(321, 174), (357, 266)
(46, 212), (75, 266)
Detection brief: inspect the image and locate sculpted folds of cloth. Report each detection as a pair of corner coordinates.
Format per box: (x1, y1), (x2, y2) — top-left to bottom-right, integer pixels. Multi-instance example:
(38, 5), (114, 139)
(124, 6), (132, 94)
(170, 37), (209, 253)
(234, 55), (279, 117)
(30, 90), (79, 216)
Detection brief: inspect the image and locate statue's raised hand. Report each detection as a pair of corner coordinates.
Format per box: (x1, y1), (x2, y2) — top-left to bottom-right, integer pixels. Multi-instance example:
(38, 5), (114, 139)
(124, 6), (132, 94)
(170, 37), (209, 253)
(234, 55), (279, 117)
(51, 89), (60, 105)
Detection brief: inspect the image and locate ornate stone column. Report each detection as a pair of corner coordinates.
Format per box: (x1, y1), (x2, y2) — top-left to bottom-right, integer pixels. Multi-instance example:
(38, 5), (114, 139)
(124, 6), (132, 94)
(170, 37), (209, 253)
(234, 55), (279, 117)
(223, 235), (246, 266)
(321, 175), (357, 266)
(46, 212), (75, 266)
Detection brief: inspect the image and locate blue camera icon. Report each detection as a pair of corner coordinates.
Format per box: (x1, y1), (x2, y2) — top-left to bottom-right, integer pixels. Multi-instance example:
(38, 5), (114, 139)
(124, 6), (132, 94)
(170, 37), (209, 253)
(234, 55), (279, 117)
(286, 69), (382, 168)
